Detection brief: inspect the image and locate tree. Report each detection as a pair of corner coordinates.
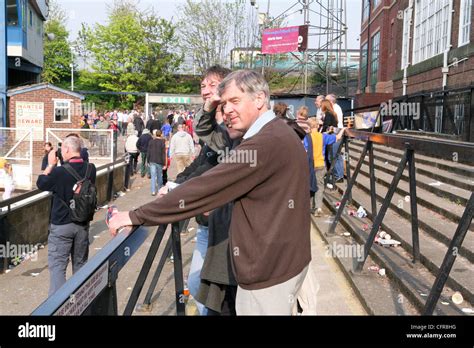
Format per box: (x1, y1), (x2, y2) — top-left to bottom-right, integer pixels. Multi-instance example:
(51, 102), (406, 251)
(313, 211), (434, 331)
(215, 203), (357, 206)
(41, 0), (73, 86)
(177, 0), (261, 73)
(76, 0), (183, 108)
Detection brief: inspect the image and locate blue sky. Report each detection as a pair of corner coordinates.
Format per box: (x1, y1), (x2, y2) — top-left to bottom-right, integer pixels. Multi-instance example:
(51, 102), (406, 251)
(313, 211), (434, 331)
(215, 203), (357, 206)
(60, 0), (362, 49)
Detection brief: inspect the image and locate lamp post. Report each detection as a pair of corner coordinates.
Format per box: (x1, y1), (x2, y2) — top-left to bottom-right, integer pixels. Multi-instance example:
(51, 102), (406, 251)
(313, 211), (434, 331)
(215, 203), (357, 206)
(70, 47), (74, 91)
(1, 0), (7, 127)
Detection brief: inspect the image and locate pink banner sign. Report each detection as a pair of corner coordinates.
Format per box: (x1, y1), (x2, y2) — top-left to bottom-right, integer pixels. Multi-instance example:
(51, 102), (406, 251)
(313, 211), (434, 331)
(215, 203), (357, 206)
(261, 26), (307, 54)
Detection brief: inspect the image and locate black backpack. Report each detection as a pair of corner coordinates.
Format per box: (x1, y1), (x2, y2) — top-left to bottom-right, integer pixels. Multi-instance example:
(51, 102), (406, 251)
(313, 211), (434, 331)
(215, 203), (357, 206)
(59, 163), (97, 223)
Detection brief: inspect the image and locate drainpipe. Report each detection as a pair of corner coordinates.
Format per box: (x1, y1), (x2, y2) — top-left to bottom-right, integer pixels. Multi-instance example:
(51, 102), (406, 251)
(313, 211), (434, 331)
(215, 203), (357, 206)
(442, 1), (454, 89)
(402, 0), (414, 96)
(1, 0), (7, 127)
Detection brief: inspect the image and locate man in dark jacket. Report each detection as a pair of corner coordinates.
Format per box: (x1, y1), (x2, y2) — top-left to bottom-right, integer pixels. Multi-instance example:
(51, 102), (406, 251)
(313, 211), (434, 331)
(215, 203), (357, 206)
(133, 114), (145, 137)
(37, 135), (97, 296)
(136, 129), (152, 177)
(147, 130), (167, 195)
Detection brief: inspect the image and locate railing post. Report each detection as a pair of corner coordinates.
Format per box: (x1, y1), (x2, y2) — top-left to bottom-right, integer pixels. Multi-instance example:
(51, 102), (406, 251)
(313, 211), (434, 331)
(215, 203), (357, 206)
(368, 141), (377, 217)
(423, 193), (474, 315)
(171, 222), (185, 316)
(343, 136), (352, 203)
(328, 141), (369, 235)
(354, 149), (409, 272)
(107, 165), (114, 202)
(407, 147), (420, 263)
(123, 224), (167, 315)
(143, 236), (173, 308)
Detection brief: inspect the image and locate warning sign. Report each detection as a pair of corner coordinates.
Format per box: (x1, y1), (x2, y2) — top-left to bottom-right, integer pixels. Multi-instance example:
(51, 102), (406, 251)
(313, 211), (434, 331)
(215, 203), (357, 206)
(54, 261), (109, 316)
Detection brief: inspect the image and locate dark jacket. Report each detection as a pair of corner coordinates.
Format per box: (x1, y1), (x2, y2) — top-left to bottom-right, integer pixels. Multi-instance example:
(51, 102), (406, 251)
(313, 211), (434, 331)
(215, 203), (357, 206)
(146, 138), (166, 165)
(136, 133), (152, 153)
(133, 116), (145, 134)
(322, 111), (338, 131)
(37, 158), (97, 225)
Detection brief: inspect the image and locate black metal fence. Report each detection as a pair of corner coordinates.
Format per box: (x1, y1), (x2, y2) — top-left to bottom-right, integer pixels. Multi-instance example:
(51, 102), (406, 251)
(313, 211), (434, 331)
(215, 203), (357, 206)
(391, 86), (474, 142)
(32, 221), (188, 316)
(327, 128), (474, 315)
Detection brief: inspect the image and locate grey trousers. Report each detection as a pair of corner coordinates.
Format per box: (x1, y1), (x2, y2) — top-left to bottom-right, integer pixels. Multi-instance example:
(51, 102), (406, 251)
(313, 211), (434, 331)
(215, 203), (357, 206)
(236, 265), (309, 315)
(48, 223), (90, 296)
(315, 166), (327, 209)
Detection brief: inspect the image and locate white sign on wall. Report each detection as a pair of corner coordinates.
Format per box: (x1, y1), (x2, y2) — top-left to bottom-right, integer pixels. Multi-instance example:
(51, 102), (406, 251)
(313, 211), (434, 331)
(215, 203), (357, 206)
(15, 101), (44, 141)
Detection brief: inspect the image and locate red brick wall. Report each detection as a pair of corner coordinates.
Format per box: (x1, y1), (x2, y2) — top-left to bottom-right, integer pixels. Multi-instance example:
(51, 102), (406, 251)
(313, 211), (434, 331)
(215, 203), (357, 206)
(8, 87), (83, 157)
(361, 0), (474, 102)
(358, 0), (401, 105)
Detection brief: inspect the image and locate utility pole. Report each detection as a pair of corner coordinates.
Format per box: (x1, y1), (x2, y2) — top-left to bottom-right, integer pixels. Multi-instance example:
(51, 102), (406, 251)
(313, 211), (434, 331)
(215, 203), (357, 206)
(303, 0), (309, 94)
(1, 0), (7, 127)
(70, 48), (74, 91)
(262, 0), (270, 76)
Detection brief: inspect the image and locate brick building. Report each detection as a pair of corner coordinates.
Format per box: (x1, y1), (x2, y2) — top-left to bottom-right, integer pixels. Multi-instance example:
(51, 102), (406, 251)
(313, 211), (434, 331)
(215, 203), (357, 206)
(357, 0), (473, 100)
(7, 83), (85, 157)
(356, 0), (473, 141)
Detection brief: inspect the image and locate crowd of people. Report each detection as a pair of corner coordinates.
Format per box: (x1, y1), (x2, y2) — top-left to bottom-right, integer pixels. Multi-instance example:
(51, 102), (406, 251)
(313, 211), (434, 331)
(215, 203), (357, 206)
(108, 67), (348, 316)
(33, 60), (349, 315)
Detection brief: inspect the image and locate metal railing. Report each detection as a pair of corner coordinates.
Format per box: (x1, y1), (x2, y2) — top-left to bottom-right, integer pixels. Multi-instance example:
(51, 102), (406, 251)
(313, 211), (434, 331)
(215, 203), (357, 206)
(327, 128), (474, 315)
(32, 220), (189, 316)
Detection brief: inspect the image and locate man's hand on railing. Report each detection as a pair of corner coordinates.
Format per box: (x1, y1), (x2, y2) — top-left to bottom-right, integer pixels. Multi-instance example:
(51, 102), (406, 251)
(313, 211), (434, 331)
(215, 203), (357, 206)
(109, 211), (133, 236)
(336, 127), (347, 142)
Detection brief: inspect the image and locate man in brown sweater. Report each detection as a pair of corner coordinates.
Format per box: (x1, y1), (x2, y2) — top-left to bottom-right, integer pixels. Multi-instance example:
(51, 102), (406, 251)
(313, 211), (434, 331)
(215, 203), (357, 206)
(109, 70), (311, 315)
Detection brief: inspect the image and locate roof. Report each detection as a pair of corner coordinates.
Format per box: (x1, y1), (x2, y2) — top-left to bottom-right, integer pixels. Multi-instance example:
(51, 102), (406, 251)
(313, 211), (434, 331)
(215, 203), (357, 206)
(7, 83), (85, 100)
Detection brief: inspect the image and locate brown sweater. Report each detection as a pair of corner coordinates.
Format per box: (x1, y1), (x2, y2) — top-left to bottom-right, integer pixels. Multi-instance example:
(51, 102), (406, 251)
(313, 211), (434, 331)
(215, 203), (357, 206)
(129, 117), (311, 290)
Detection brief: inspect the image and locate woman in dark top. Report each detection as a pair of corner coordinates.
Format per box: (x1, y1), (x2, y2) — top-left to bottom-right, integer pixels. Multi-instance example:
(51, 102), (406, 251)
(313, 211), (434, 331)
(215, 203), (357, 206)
(320, 100), (338, 132)
(41, 142), (54, 170)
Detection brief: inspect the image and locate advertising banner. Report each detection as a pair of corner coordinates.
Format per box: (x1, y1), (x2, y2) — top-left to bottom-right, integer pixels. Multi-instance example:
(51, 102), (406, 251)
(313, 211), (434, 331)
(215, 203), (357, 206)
(262, 25), (308, 54)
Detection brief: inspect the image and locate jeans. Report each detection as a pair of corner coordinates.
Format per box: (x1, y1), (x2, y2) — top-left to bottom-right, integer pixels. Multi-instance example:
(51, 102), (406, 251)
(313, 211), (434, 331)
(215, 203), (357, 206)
(149, 162), (163, 194)
(48, 223), (89, 296)
(332, 139), (344, 180)
(187, 224), (209, 315)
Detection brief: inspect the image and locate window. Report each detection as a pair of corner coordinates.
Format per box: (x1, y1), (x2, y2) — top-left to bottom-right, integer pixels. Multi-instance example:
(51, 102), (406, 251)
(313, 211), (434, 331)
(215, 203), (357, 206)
(458, 0), (472, 46)
(36, 13), (41, 35)
(370, 32), (380, 91)
(7, 0), (19, 26)
(54, 100), (71, 123)
(413, 0), (451, 64)
(434, 99), (443, 133)
(362, 0), (370, 22)
(454, 103), (465, 135)
(401, 7), (412, 68)
(360, 42), (368, 91)
(29, 9), (32, 27)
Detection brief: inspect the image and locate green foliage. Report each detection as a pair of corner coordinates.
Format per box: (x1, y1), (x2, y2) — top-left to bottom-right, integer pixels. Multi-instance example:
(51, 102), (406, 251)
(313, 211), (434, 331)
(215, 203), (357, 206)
(75, 0), (183, 108)
(41, 3), (73, 85)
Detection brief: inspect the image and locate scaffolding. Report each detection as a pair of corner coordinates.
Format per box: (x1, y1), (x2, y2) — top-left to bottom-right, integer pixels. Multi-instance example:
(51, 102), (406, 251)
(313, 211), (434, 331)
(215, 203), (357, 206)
(258, 0), (348, 95)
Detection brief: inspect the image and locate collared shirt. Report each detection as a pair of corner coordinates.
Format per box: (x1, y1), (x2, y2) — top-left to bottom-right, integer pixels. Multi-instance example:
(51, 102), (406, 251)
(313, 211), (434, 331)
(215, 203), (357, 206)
(243, 110), (276, 140)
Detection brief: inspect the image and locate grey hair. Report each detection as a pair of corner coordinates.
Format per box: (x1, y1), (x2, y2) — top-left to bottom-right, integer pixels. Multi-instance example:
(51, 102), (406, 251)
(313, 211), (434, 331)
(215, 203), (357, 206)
(326, 94), (337, 103)
(217, 70), (271, 109)
(63, 135), (82, 153)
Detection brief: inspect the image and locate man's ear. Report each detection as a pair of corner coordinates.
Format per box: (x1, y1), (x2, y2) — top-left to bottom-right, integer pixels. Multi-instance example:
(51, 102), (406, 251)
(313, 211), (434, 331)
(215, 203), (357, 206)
(255, 92), (266, 110)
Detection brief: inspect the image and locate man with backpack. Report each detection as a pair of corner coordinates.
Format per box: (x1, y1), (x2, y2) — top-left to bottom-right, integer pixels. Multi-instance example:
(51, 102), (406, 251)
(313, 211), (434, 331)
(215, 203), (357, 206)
(37, 135), (97, 296)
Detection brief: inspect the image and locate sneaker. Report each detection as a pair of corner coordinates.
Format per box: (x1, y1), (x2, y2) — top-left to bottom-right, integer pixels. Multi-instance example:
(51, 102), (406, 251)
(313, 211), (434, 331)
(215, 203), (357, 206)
(151, 192), (156, 196)
(335, 177), (344, 183)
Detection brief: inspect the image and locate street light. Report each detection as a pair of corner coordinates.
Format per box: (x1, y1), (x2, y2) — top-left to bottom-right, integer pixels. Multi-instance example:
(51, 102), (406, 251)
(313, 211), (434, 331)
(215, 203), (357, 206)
(70, 47), (74, 91)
